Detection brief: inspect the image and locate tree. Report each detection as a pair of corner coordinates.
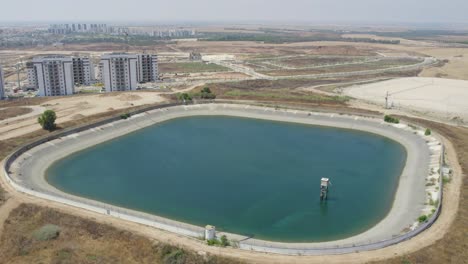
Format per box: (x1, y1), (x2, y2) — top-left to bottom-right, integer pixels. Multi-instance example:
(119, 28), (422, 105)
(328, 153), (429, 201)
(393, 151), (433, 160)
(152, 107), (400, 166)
(220, 235), (230, 247)
(177, 93), (192, 102)
(200, 87), (216, 99)
(201, 87), (212, 94)
(425, 128), (432, 136)
(38, 110), (57, 131)
(384, 115), (399, 124)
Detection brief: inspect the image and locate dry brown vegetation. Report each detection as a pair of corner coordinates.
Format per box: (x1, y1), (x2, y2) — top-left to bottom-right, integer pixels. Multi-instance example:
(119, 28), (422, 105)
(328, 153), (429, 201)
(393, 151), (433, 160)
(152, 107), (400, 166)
(260, 58), (421, 76)
(0, 203), (244, 264)
(0, 98), (51, 108)
(0, 107), (32, 121)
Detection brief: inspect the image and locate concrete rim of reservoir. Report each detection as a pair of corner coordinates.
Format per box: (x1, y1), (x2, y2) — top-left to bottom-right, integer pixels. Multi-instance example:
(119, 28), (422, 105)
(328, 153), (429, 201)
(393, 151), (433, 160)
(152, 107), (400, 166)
(3, 103), (441, 255)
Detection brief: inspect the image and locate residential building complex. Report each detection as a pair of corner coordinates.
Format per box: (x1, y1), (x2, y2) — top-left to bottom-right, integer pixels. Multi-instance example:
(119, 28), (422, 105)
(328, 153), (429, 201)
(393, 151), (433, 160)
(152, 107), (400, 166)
(49, 23), (108, 34)
(0, 65), (4, 99)
(136, 54), (158, 83)
(26, 62), (38, 89)
(100, 53), (138, 92)
(30, 55), (74, 96)
(72, 56), (95, 86)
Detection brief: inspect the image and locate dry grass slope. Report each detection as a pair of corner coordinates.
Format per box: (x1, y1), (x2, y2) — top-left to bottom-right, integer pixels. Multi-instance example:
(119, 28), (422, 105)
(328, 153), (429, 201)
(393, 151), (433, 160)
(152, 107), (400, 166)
(0, 204), (244, 264)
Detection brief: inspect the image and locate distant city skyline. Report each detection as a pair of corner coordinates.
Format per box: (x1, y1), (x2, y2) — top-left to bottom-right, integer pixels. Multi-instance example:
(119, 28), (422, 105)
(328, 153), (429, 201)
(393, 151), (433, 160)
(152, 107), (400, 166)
(1, 0), (468, 25)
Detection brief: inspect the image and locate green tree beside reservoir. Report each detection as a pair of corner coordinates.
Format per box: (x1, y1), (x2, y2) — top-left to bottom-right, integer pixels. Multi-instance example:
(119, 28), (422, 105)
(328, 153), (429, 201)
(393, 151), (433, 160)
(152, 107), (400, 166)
(177, 93), (193, 102)
(200, 87), (216, 99)
(384, 115), (400, 124)
(38, 110), (57, 131)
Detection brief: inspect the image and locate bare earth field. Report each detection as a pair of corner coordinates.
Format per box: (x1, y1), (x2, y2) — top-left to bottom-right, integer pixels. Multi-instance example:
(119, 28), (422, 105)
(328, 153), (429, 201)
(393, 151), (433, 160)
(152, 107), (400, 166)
(344, 77), (468, 124)
(0, 92), (166, 140)
(159, 62), (230, 73)
(0, 107), (32, 121)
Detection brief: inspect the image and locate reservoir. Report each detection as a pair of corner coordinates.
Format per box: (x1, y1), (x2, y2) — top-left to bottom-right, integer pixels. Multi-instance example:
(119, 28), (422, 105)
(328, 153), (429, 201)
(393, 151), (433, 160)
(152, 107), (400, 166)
(46, 116), (407, 242)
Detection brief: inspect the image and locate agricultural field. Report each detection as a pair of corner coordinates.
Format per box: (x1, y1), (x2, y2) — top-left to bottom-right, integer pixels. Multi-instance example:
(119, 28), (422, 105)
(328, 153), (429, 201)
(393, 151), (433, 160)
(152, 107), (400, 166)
(257, 57), (424, 77)
(245, 55), (374, 71)
(159, 62), (230, 73)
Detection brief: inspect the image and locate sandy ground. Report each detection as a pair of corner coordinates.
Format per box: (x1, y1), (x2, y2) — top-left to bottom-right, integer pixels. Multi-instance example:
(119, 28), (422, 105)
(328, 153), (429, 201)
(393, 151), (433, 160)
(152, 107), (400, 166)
(0, 92), (166, 140)
(344, 77), (468, 124)
(0, 104), (461, 263)
(0, 106), (44, 124)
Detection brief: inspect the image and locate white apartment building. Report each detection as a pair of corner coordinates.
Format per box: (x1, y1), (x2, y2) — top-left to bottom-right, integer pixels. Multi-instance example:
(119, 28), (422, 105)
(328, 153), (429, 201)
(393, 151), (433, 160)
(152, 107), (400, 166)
(72, 56), (95, 86)
(31, 55), (75, 96)
(0, 65), (5, 99)
(100, 53), (138, 92)
(136, 54), (158, 83)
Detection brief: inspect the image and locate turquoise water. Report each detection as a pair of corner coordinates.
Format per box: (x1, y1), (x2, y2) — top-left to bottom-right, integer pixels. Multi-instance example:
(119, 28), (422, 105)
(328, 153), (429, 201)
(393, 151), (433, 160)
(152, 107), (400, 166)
(47, 116), (406, 242)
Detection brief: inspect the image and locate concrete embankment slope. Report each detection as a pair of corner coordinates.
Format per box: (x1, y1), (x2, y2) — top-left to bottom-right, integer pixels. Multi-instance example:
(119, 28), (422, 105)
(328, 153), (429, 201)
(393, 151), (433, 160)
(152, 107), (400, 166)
(4, 103), (441, 255)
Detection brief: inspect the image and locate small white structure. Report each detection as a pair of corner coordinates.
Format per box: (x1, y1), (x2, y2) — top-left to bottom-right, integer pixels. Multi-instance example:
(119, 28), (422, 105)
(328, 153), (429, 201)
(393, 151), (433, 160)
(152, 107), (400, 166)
(320, 178), (330, 201)
(205, 225), (216, 240)
(321, 178), (330, 188)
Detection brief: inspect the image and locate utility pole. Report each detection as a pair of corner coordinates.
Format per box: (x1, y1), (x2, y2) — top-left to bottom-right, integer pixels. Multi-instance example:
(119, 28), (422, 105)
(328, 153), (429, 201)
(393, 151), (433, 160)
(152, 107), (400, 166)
(385, 91), (389, 109)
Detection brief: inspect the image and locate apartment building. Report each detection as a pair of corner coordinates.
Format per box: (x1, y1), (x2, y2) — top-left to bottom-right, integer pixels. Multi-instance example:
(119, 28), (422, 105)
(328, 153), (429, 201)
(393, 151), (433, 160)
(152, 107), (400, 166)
(26, 62), (38, 89)
(30, 55), (74, 96)
(72, 56), (95, 86)
(136, 54), (158, 83)
(100, 53), (138, 92)
(0, 65), (4, 99)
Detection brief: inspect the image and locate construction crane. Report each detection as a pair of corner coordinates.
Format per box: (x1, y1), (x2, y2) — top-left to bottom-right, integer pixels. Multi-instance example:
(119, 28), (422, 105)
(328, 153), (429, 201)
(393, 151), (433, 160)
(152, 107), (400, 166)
(14, 60), (23, 90)
(124, 32), (129, 52)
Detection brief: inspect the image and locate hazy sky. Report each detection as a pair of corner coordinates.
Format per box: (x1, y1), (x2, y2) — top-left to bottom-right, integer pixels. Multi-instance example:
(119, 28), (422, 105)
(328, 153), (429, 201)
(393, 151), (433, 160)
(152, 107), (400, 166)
(2, 0), (468, 24)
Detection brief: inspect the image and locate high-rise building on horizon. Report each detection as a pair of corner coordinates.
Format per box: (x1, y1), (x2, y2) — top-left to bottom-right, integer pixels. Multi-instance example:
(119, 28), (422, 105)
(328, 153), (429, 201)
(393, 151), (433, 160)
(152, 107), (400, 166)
(100, 53), (138, 92)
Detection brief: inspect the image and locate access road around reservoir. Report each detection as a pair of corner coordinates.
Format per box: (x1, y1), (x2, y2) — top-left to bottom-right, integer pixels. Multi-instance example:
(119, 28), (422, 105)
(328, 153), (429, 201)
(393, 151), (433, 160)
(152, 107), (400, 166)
(3, 103), (441, 255)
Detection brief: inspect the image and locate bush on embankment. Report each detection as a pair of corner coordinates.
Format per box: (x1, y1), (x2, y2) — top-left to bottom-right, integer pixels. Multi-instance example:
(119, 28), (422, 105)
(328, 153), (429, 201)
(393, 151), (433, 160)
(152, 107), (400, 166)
(384, 115), (400, 124)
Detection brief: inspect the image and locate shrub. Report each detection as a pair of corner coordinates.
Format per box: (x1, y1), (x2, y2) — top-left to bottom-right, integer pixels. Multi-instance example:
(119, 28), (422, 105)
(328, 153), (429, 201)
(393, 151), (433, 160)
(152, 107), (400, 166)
(38, 110), (57, 131)
(418, 215), (428, 223)
(199, 87), (216, 99)
(443, 176), (451, 184)
(425, 128), (432, 136)
(220, 235), (230, 247)
(33, 224), (61, 241)
(120, 113), (131, 119)
(384, 115), (400, 124)
(177, 93), (192, 102)
(163, 249), (186, 264)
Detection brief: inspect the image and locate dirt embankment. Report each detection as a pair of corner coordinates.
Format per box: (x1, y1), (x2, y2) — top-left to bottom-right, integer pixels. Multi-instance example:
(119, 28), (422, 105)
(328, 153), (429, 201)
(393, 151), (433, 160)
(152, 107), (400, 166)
(372, 116), (468, 264)
(0, 203), (244, 264)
